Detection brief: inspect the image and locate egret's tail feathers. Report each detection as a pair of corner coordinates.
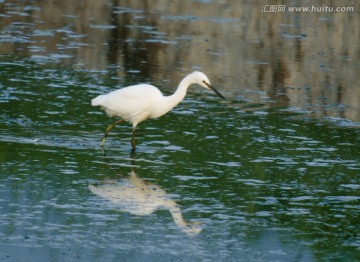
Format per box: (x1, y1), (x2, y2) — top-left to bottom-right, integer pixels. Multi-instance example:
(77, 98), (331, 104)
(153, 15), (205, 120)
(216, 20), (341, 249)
(91, 95), (107, 106)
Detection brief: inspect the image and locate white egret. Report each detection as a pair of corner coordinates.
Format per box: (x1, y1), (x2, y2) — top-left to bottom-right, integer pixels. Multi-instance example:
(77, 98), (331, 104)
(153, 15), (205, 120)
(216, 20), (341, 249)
(91, 71), (225, 149)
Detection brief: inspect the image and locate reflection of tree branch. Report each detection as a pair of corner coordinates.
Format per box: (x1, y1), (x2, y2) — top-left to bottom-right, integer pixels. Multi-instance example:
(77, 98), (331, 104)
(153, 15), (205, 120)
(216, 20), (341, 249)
(107, 0), (121, 66)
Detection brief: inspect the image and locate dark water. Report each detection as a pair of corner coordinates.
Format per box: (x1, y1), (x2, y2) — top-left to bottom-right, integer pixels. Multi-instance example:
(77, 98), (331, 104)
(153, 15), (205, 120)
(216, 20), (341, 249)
(1, 1), (359, 261)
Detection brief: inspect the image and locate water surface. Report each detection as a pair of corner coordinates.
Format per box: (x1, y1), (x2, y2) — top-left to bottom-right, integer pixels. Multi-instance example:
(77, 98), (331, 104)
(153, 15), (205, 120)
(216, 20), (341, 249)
(1, 1), (359, 261)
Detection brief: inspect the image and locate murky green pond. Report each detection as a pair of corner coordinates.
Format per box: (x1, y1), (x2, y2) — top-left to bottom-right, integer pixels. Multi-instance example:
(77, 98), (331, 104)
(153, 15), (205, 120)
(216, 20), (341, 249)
(1, 1), (359, 261)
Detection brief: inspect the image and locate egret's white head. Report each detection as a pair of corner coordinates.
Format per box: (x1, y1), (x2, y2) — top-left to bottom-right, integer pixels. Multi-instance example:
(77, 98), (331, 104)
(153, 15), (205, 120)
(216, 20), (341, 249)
(191, 71), (225, 99)
(191, 71), (211, 89)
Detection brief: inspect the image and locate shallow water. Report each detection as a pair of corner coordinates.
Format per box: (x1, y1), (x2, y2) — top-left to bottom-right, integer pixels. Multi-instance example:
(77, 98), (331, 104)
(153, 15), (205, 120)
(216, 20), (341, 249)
(1, 1), (360, 261)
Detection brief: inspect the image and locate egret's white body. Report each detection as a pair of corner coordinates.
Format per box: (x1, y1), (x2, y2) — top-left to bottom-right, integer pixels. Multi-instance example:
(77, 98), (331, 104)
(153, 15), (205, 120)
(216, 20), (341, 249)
(91, 71), (224, 149)
(92, 84), (170, 126)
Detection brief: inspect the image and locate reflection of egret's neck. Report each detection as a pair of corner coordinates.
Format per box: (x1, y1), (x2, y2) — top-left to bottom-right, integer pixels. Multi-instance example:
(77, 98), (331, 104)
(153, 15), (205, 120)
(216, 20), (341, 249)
(168, 204), (201, 235)
(169, 205), (187, 227)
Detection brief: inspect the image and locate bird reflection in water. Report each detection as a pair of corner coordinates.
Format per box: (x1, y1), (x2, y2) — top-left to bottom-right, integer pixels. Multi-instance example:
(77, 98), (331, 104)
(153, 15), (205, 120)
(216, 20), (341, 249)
(89, 153), (201, 235)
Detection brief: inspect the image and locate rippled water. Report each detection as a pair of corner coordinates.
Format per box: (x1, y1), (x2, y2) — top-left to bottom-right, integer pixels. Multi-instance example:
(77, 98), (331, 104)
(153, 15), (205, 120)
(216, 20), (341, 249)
(1, 61), (359, 261)
(1, 1), (360, 261)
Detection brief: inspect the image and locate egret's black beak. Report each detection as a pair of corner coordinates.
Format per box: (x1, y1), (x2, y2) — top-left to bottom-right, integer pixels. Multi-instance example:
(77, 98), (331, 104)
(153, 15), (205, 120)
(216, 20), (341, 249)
(206, 83), (225, 99)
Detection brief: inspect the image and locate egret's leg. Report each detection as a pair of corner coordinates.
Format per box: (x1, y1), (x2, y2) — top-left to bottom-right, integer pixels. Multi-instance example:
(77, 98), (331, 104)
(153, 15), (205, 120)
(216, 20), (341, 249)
(131, 127), (136, 150)
(101, 119), (123, 146)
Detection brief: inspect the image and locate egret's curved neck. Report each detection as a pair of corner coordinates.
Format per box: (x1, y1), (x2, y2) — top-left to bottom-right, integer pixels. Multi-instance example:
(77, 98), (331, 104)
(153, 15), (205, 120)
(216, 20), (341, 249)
(165, 74), (194, 109)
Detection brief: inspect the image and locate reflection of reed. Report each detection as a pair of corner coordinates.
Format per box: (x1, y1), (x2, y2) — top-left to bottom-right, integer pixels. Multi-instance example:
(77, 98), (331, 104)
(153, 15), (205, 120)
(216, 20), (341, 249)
(0, 0), (358, 121)
(89, 155), (201, 235)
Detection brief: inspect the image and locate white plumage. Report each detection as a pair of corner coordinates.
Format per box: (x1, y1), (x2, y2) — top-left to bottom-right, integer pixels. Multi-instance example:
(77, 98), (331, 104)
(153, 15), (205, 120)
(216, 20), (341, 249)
(92, 84), (163, 124)
(91, 71), (225, 150)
